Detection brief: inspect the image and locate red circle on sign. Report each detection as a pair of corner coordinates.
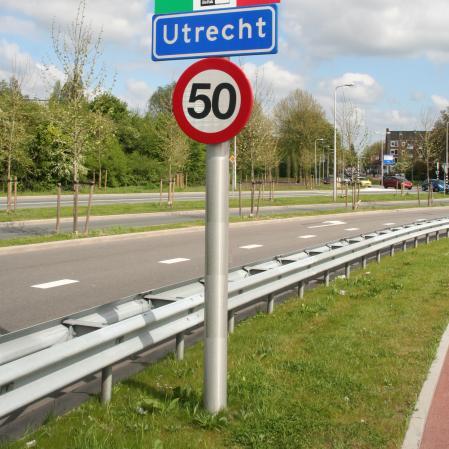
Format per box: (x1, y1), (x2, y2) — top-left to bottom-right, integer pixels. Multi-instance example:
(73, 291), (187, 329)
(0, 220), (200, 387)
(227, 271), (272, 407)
(173, 58), (254, 145)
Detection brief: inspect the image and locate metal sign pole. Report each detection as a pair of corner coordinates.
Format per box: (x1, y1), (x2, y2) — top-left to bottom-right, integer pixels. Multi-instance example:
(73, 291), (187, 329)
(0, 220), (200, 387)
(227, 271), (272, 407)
(204, 140), (229, 413)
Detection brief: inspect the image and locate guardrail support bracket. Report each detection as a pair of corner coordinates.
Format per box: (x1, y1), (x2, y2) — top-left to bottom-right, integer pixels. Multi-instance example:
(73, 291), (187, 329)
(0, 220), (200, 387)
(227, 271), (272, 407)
(267, 294), (275, 315)
(298, 281), (305, 299)
(176, 332), (185, 361)
(228, 311), (235, 335)
(324, 271), (330, 287)
(101, 366), (112, 404)
(345, 263), (351, 279)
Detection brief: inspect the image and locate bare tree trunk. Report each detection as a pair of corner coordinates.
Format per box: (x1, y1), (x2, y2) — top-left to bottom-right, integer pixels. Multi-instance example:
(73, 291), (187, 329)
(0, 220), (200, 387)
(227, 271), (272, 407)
(73, 181), (79, 234)
(239, 180), (242, 218)
(104, 170), (108, 191)
(84, 182), (94, 235)
(56, 183), (62, 233)
(417, 184), (421, 207)
(159, 179), (163, 207)
(256, 182), (262, 218)
(13, 176), (17, 212)
(250, 181), (255, 216)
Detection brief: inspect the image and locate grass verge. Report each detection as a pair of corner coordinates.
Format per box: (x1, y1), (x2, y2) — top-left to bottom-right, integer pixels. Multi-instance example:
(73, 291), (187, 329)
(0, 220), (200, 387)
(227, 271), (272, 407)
(3, 239), (449, 448)
(0, 193), (444, 223)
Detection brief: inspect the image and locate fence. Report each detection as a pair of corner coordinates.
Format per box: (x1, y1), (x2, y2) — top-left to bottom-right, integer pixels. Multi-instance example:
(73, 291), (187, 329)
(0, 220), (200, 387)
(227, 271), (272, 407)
(1, 217), (449, 420)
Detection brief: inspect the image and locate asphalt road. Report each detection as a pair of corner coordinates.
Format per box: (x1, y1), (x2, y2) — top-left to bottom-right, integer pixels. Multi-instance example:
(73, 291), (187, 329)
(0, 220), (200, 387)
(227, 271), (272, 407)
(0, 187), (414, 210)
(0, 207), (447, 333)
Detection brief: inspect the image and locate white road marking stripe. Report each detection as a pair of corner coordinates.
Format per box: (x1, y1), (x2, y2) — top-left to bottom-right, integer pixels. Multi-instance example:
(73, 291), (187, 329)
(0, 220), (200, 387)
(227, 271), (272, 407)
(298, 235), (317, 239)
(345, 228), (360, 231)
(158, 258), (190, 265)
(384, 222), (396, 226)
(309, 220), (346, 229)
(32, 279), (79, 289)
(240, 244), (263, 250)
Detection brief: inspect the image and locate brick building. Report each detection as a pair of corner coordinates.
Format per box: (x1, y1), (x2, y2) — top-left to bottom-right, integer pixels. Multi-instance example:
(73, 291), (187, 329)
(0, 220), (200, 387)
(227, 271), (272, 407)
(385, 129), (425, 163)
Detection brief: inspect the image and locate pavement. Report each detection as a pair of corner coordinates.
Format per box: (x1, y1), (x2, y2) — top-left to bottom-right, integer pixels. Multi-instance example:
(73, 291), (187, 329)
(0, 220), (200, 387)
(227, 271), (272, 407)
(1, 206), (448, 333)
(402, 325), (449, 449)
(1, 198), (449, 240)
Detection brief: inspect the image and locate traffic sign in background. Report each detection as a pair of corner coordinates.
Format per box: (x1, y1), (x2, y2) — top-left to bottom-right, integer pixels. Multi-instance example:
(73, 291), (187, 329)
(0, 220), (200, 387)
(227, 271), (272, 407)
(173, 58), (254, 144)
(152, 5), (278, 61)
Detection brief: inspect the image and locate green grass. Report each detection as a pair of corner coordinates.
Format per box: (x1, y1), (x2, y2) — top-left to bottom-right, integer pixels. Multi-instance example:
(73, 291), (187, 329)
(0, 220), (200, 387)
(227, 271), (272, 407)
(0, 192), (444, 223)
(3, 239), (449, 448)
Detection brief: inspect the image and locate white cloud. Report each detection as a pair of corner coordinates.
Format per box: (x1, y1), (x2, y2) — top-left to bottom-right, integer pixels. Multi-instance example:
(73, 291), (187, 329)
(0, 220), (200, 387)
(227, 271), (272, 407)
(282, 0), (449, 61)
(0, 39), (65, 97)
(0, 16), (37, 37)
(432, 95), (449, 111)
(321, 73), (383, 105)
(242, 61), (304, 101)
(122, 78), (153, 111)
(0, 0), (151, 46)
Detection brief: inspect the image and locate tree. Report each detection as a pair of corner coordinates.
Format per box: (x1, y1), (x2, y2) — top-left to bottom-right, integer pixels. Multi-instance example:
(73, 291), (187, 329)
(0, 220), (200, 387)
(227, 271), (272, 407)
(337, 96), (369, 175)
(275, 89), (332, 181)
(50, 0), (108, 185)
(0, 76), (31, 210)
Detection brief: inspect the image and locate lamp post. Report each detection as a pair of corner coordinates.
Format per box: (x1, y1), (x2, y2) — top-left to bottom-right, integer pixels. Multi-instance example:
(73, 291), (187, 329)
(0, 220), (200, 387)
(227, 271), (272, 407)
(333, 83), (354, 201)
(314, 138), (325, 186)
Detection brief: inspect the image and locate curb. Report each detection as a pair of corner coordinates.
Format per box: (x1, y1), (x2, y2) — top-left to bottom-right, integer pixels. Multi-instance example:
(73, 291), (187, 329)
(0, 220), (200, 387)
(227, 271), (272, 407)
(402, 324), (449, 449)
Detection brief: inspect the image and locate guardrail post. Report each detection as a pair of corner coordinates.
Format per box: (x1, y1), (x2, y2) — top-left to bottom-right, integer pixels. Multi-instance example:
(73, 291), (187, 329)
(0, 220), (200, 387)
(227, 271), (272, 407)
(267, 294), (275, 314)
(376, 251), (381, 264)
(414, 237), (419, 248)
(298, 281), (305, 299)
(324, 271), (330, 287)
(390, 245), (395, 256)
(345, 263), (351, 279)
(101, 366), (112, 404)
(436, 231), (441, 241)
(228, 311), (235, 335)
(426, 233), (430, 245)
(402, 241), (407, 252)
(176, 333), (185, 361)
(362, 256), (367, 269)
(446, 228), (449, 239)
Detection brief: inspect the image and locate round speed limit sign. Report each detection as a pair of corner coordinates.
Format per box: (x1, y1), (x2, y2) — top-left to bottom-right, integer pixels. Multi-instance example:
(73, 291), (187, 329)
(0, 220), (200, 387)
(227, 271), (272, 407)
(173, 58), (254, 145)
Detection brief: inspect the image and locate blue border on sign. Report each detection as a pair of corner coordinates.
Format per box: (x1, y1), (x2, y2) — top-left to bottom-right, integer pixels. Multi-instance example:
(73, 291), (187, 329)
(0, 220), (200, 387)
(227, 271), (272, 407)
(151, 5), (278, 62)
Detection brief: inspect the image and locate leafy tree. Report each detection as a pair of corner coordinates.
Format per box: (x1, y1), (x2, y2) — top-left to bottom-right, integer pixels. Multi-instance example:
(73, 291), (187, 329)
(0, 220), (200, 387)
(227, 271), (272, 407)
(275, 89), (332, 180)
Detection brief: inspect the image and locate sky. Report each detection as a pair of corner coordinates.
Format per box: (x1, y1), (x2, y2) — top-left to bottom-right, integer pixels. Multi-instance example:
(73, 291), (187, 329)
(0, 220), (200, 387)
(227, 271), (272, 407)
(0, 0), (449, 143)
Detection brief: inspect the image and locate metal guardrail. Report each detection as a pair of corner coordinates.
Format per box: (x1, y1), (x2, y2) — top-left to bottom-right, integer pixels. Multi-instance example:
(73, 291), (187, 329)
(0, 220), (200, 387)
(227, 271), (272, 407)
(1, 217), (449, 420)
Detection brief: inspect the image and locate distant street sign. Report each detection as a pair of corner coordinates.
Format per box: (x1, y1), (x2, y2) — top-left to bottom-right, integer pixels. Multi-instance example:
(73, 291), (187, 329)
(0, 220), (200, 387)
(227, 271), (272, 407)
(152, 5), (278, 61)
(384, 155), (395, 166)
(172, 58), (254, 144)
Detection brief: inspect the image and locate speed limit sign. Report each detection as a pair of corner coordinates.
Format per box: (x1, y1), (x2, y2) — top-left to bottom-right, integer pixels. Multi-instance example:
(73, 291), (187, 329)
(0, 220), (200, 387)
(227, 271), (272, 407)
(173, 58), (254, 144)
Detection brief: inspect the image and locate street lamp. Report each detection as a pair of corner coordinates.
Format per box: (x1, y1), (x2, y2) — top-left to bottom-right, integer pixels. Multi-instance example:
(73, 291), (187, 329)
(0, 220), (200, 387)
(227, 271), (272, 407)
(314, 138), (325, 186)
(333, 83), (355, 201)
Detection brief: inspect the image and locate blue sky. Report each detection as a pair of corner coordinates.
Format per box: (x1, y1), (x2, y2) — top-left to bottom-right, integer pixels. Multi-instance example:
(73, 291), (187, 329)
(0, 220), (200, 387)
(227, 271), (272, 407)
(1, 0), (448, 145)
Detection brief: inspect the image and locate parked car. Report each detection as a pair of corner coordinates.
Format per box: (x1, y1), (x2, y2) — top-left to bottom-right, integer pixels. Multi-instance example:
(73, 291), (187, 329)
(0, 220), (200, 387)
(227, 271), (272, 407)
(383, 176), (413, 190)
(422, 179), (449, 193)
(356, 177), (372, 188)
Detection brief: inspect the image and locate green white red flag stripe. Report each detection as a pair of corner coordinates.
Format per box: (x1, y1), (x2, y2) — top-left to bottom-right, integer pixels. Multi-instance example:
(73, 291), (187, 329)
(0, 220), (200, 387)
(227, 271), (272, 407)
(155, 0), (280, 15)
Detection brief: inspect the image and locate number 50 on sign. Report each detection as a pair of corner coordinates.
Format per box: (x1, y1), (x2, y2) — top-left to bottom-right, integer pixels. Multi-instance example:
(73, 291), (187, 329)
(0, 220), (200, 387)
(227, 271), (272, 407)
(173, 58), (254, 144)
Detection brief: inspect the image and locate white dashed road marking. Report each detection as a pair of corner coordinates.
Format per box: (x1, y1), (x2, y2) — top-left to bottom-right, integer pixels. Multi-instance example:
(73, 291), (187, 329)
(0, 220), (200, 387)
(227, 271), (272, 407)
(384, 223), (396, 226)
(32, 279), (79, 289)
(309, 220), (346, 229)
(298, 235), (317, 239)
(239, 244), (263, 250)
(158, 258), (190, 265)
(345, 228), (360, 231)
